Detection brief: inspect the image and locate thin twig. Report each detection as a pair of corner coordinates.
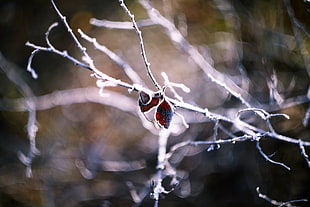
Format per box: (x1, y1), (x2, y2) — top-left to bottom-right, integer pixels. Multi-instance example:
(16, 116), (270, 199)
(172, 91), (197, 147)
(26, 23), (134, 91)
(256, 140), (291, 170)
(78, 29), (145, 85)
(26, 48), (39, 79)
(284, 0), (310, 38)
(284, 0), (310, 78)
(257, 187), (308, 207)
(50, 0), (137, 93)
(298, 139), (310, 168)
(166, 135), (253, 160)
(45, 22), (58, 49)
(0, 52), (39, 177)
(50, 0), (114, 83)
(90, 18), (156, 29)
(50, 0), (95, 70)
(151, 129), (172, 206)
(119, 0), (161, 90)
(138, 0), (256, 107)
(26, 41), (92, 72)
(0, 87), (138, 115)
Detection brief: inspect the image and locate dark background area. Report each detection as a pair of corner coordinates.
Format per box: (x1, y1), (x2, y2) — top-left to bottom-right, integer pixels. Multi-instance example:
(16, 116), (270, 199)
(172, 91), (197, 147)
(0, 0), (310, 206)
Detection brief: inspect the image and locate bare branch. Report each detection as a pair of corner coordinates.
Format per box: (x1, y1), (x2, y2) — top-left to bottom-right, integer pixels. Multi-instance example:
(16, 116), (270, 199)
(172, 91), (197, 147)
(26, 22), (134, 90)
(284, 0), (310, 38)
(238, 108), (290, 134)
(151, 129), (172, 206)
(119, 0), (161, 90)
(267, 70), (284, 105)
(0, 52), (39, 177)
(166, 135), (253, 160)
(50, 0), (96, 70)
(161, 72), (190, 102)
(138, 0), (257, 107)
(0, 87), (138, 115)
(90, 18), (156, 29)
(298, 139), (310, 168)
(78, 29), (145, 85)
(45, 22), (58, 49)
(257, 187), (308, 207)
(256, 140), (291, 170)
(284, 0), (310, 81)
(26, 48), (39, 79)
(25, 41), (92, 72)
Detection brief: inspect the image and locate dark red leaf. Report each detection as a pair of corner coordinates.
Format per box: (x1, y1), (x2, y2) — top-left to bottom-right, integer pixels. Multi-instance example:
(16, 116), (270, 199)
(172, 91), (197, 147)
(155, 99), (173, 129)
(139, 91), (162, 112)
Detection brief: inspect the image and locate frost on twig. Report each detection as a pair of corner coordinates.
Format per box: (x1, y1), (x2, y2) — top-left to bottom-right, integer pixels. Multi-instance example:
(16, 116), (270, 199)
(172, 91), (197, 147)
(138, 0), (256, 107)
(119, 0), (161, 90)
(26, 1), (134, 91)
(161, 72), (190, 102)
(93, 0), (257, 107)
(90, 18), (156, 29)
(50, 0), (95, 70)
(298, 139), (310, 168)
(284, 0), (310, 127)
(256, 140), (291, 171)
(151, 129), (172, 207)
(78, 29), (145, 85)
(0, 52), (39, 177)
(257, 187), (308, 207)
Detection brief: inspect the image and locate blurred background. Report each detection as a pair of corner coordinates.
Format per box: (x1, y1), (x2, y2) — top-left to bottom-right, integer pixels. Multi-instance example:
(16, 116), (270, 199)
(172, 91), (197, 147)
(0, 0), (310, 206)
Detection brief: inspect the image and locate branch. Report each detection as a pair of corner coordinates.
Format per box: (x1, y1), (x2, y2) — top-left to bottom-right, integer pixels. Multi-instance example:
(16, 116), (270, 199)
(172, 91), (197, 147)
(151, 129), (172, 207)
(166, 134), (253, 160)
(119, 0), (161, 90)
(26, 23), (134, 91)
(298, 139), (310, 168)
(137, 0), (257, 107)
(78, 29), (145, 85)
(49, 0), (137, 91)
(26, 0), (310, 149)
(284, 0), (310, 79)
(90, 18), (156, 29)
(284, 0), (310, 38)
(256, 140), (291, 171)
(50, 0), (96, 70)
(0, 52), (39, 177)
(0, 87), (137, 114)
(257, 187), (308, 207)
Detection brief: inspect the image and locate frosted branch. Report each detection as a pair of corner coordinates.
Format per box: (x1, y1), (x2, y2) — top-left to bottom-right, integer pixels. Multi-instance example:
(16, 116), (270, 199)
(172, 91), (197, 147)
(257, 187), (308, 207)
(256, 140), (291, 170)
(119, 0), (161, 90)
(90, 18), (156, 29)
(0, 52), (39, 177)
(78, 29), (145, 85)
(138, 0), (256, 107)
(298, 139), (310, 168)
